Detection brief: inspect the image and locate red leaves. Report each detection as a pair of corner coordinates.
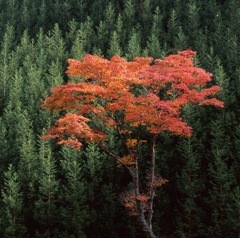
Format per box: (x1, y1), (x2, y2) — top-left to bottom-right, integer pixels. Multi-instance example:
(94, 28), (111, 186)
(199, 98), (224, 108)
(42, 113), (105, 150)
(119, 190), (150, 216)
(150, 177), (168, 187)
(42, 50), (224, 149)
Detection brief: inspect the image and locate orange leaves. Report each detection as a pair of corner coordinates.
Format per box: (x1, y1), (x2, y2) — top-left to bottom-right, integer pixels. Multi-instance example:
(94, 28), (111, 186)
(149, 177), (168, 188)
(42, 82), (106, 113)
(136, 50), (212, 95)
(42, 113), (105, 150)
(155, 49), (195, 68)
(65, 59), (83, 77)
(43, 50), (223, 149)
(201, 85), (222, 97)
(119, 190), (138, 216)
(126, 139), (138, 148)
(117, 153), (136, 167)
(119, 176), (168, 216)
(136, 194), (150, 202)
(199, 98), (224, 108)
(178, 49), (196, 59)
(123, 92), (192, 136)
(66, 55), (110, 80)
(119, 190), (150, 216)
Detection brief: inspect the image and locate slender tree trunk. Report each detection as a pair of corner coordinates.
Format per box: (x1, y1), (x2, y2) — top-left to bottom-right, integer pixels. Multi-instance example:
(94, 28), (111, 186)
(134, 140), (157, 238)
(148, 137), (157, 230)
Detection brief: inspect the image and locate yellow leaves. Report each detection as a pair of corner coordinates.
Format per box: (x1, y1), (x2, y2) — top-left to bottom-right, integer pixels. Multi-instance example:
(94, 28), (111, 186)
(119, 129), (132, 134)
(126, 139), (138, 148)
(117, 154), (136, 167)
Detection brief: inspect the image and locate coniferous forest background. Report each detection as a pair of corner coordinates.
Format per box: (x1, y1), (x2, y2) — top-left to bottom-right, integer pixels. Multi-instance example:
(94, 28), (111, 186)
(0, 0), (240, 237)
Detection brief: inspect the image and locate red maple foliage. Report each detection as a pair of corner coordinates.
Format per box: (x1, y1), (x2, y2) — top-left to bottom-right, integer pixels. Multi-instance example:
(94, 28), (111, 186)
(42, 50), (223, 238)
(43, 50), (223, 149)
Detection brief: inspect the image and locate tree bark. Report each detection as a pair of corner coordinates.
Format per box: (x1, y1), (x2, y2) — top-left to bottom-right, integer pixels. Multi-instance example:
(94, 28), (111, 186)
(134, 140), (157, 238)
(148, 136), (157, 230)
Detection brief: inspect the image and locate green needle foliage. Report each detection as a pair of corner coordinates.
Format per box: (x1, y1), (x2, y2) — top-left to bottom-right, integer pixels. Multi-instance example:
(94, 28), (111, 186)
(0, 0), (239, 237)
(0, 164), (26, 237)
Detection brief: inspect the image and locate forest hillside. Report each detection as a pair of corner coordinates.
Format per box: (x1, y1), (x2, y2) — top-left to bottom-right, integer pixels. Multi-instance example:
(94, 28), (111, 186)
(0, 0), (240, 237)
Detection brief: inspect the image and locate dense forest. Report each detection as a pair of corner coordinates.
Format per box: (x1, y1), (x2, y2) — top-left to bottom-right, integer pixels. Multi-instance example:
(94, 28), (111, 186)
(0, 0), (240, 237)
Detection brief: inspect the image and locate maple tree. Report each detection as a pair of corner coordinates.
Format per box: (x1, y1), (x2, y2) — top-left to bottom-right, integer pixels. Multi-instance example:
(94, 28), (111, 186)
(42, 50), (223, 238)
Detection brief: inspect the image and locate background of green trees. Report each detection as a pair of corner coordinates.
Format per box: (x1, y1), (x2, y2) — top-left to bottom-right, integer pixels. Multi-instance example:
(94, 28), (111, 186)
(0, 0), (240, 237)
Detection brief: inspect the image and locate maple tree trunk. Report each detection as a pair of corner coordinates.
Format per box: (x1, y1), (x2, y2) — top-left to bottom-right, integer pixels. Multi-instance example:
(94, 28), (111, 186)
(148, 137), (157, 231)
(134, 144), (157, 238)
